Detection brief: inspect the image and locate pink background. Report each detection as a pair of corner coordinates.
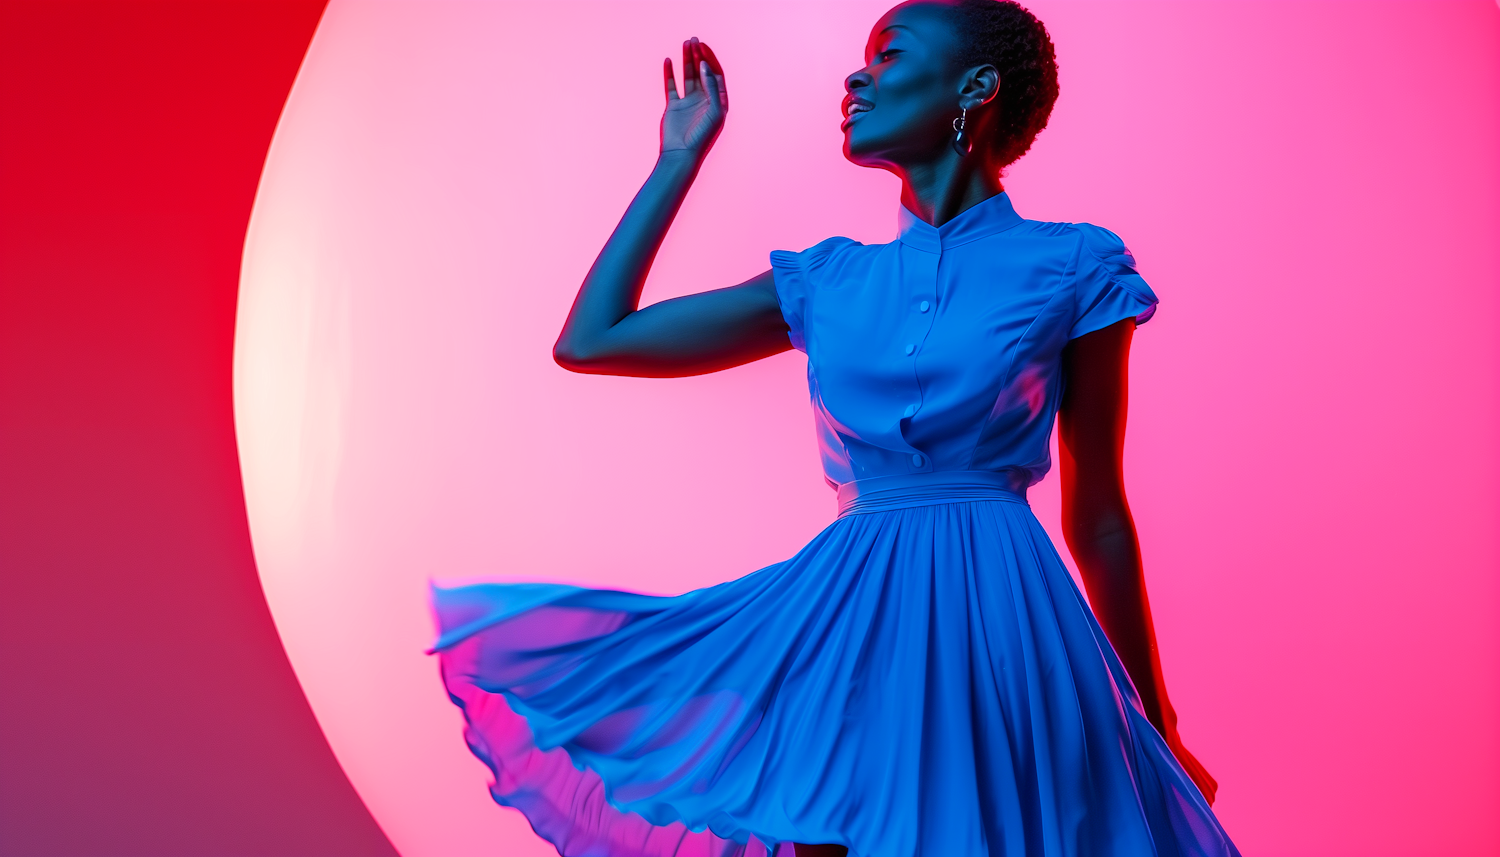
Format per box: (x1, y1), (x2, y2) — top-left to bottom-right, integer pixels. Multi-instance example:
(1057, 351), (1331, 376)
(235, 2), (1500, 857)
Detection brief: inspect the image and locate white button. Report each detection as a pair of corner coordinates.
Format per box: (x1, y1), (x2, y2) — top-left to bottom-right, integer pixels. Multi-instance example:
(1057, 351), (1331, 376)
(911, 453), (924, 466)
(919, 301), (931, 313)
(904, 344), (915, 355)
(903, 404), (917, 417)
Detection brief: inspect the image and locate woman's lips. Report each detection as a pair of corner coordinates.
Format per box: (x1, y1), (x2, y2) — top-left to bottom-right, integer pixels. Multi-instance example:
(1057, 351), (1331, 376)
(841, 99), (873, 130)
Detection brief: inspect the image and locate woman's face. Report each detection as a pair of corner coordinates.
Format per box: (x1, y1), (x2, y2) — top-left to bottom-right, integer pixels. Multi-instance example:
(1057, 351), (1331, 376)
(842, 2), (966, 169)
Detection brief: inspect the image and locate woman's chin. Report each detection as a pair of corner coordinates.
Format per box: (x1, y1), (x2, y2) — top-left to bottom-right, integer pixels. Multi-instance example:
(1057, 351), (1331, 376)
(841, 127), (915, 171)
(840, 137), (883, 169)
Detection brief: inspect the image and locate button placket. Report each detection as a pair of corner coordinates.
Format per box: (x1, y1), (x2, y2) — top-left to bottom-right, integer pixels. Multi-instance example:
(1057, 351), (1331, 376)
(901, 250), (939, 472)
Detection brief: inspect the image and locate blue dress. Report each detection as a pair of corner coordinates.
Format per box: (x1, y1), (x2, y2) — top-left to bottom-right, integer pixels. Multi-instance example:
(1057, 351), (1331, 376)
(431, 193), (1241, 857)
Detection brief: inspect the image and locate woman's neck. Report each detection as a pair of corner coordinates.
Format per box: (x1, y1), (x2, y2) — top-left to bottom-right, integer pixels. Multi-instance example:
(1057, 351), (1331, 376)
(897, 154), (1004, 228)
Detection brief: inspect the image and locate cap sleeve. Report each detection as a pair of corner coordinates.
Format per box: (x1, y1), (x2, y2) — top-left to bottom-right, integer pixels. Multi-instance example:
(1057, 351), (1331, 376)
(1069, 223), (1159, 340)
(769, 237), (857, 353)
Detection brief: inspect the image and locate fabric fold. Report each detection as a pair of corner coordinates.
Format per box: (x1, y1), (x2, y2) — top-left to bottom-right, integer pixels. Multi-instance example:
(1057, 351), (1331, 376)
(431, 497), (1239, 857)
(1068, 222), (1159, 339)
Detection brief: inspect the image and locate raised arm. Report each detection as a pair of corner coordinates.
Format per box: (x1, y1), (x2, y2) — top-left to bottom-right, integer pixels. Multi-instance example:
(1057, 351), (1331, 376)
(1058, 318), (1219, 804)
(552, 38), (791, 378)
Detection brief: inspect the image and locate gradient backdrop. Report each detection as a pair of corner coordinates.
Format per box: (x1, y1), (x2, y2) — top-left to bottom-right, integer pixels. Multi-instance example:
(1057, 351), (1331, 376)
(5, 2), (1499, 857)
(0, 3), (397, 857)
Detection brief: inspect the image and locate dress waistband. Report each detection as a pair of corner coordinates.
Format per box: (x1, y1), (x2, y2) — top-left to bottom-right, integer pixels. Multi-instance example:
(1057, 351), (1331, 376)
(836, 470), (1029, 518)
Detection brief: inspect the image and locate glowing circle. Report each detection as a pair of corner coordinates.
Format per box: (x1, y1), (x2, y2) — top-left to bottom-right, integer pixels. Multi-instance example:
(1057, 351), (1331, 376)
(235, 2), (1500, 856)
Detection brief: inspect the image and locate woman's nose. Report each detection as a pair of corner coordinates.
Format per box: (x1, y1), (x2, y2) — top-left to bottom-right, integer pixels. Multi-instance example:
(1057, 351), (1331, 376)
(844, 69), (871, 94)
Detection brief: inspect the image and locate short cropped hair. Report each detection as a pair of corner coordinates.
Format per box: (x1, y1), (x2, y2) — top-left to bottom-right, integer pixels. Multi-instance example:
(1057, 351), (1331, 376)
(948, 0), (1060, 168)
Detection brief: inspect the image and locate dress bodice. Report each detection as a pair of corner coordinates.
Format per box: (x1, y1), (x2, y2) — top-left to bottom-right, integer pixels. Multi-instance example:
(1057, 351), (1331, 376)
(769, 192), (1157, 493)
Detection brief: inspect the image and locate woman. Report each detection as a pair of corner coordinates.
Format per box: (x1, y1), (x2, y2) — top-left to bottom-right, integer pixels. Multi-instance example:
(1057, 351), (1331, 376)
(430, 1), (1239, 855)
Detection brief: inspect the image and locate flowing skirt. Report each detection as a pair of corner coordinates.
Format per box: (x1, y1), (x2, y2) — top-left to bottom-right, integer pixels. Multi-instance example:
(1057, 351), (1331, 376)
(431, 476), (1240, 857)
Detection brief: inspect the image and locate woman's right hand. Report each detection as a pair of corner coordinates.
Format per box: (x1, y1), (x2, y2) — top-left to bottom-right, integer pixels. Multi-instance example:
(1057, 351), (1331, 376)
(555, 36), (785, 378)
(1165, 730), (1220, 806)
(661, 38), (727, 158)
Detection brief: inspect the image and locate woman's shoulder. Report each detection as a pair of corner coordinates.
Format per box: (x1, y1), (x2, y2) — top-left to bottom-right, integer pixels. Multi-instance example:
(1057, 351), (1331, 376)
(769, 236), (883, 286)
(1028, 219), (1155, 334)
(1015, 218), (1133, 261)
(771, 235), (865, 264)
(1068, 223), (1135, 270)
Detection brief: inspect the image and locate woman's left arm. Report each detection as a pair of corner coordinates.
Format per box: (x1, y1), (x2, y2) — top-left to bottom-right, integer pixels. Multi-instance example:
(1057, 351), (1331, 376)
(1058, 318), (1219, 805)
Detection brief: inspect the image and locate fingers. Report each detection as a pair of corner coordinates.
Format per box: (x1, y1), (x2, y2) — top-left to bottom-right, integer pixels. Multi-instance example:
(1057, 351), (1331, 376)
(681, 38), (700, 95)
(699, 61), (722, 115)
(673, 37), (726, 108)
(663, 57), (678, 101)
(709, 62), (728, 112)
(698, 42), (728, 111)
(698, 41), (725, 78)
(1176, 744), (1218, 804)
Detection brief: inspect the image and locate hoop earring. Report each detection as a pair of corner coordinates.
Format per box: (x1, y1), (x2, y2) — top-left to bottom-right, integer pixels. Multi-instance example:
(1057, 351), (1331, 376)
(951, 106), (971, 157)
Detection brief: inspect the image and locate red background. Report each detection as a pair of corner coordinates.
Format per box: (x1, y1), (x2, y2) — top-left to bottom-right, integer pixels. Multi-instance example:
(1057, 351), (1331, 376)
(0, 2), (397, 854)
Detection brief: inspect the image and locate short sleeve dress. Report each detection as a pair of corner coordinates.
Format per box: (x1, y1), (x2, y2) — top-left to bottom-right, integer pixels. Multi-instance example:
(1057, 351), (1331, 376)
(430, 193), (1241, 857)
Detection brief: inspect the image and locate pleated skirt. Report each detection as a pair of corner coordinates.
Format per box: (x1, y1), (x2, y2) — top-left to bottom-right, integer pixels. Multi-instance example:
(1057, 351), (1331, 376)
(430, 475), (1240, 857)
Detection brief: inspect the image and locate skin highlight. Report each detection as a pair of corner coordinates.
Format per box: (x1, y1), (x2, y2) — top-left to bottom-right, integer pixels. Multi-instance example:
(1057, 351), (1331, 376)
(552, 7), (1217, 851)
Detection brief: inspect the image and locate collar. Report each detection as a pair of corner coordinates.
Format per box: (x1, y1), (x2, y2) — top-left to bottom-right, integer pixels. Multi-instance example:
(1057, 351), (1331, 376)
(897, 191), (1024, 254)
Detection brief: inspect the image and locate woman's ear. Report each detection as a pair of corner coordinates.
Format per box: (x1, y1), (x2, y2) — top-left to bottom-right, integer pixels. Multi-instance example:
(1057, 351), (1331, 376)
(960, 64), (1000, 109)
